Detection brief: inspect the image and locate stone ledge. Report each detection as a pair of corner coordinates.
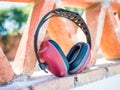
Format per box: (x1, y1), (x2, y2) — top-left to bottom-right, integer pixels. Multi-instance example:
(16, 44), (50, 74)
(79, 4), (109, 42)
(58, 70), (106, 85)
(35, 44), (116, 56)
(31, 75), (75, 90)
(107, 63), (120, 76)
(0, 62), (120, 90)
(76, 68), (107, 85)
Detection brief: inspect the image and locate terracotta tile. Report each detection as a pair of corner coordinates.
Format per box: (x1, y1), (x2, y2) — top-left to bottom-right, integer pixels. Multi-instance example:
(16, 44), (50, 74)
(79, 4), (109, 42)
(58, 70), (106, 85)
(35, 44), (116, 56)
(0, 47), (14, 85)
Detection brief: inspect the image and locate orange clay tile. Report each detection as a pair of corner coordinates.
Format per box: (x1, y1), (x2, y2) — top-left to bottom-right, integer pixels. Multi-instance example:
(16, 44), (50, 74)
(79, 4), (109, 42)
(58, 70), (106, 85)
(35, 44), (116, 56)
(62, 0), (100, 8)
(86, 3), (102, 64)
(12, 0), (54, 75)
(100, 8), (120, 60)
(0, 47), (14, 84)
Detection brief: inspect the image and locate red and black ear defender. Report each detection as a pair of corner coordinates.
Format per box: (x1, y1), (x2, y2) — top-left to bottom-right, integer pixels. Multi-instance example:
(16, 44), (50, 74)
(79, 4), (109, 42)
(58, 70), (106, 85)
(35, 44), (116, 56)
(34, 8), (92, 77)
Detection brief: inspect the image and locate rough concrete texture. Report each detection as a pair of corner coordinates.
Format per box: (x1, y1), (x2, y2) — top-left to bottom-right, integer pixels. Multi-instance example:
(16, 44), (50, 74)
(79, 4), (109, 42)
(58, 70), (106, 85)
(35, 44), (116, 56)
(0, 59), (120, 90)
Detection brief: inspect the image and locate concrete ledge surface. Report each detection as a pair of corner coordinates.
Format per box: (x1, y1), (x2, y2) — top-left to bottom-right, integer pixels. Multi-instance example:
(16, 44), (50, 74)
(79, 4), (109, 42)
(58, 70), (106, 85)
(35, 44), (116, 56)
(0, 59), (120, 90)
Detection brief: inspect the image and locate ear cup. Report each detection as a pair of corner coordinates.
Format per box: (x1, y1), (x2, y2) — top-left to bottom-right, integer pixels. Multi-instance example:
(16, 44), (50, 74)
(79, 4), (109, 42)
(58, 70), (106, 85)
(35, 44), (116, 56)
(66, 42), (90, 74)
(38, 40), (69, 77)
(74, 51), (91, 73)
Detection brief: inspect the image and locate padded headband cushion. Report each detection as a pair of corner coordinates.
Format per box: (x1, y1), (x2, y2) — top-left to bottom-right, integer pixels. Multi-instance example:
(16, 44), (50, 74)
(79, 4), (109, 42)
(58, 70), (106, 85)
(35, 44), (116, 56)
(39, 40), (69, 76)
(66, 42), (90, 73)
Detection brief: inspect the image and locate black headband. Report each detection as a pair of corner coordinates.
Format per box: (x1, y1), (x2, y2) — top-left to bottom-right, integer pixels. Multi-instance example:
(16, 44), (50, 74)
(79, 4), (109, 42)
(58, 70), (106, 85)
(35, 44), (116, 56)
(34, 8), (91, 72)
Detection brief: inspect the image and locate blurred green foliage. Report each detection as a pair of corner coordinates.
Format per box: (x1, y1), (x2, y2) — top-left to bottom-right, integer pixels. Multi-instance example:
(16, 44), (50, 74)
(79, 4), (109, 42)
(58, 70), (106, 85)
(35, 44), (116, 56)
(0, 5), (32, 35)
(0, 4), (33, 56)
(0, 5), (83, 36)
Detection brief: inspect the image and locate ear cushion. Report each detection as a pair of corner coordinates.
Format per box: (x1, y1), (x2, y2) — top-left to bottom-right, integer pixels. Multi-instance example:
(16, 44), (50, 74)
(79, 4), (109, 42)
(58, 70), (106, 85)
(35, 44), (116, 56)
(48, 40), (69, 70)
(66, 42), (90, 74)
(74, 51), (91, 73)
(38, 40), (69, 77)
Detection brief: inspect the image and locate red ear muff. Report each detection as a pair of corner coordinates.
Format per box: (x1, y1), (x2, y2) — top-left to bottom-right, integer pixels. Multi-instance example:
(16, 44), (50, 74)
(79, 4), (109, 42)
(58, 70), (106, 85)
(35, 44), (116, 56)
(39, 40), (91, 76)
(38, 40), (69, 77)
(34, 8), (92, 77)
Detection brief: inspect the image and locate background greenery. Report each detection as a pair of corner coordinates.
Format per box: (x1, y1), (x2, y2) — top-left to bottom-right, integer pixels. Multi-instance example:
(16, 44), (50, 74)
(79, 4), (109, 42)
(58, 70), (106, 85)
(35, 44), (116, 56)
(0, 4), (32, 36)
(0, 4), (32, 59)
(0, 6), (83, 36)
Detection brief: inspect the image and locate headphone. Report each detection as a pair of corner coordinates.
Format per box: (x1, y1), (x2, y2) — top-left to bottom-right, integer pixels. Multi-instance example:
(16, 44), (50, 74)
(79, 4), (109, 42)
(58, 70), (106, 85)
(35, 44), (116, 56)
(34, 8), (91, 77)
